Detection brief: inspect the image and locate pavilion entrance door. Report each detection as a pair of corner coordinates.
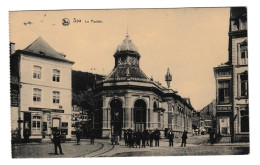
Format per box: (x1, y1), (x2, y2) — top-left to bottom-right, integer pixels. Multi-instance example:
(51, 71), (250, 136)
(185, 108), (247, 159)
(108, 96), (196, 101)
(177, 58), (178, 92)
(134, 99), (147, 132)
(110, 99), (123, 137)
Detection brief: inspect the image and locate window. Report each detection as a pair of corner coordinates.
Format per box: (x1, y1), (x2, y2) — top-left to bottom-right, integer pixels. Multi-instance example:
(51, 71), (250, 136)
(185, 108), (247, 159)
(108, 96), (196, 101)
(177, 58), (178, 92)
(33, 65), (41, 79)
(240, 74), (248, 97)
(53, 69), (60, 82)
(239, 18), (247, 30)
(42, 122), (47, 132)
(240, 44), (248, 65)
(218, 70), (230, 76)
(33, 88), (41, 103)
(218, 81), (231, 104)
(62, 122), (68, 135)
(240, 106), (249, 132)
(53, 91), (60, 104)
(32, 116), (41, 134)
(158, 111), (161, 122)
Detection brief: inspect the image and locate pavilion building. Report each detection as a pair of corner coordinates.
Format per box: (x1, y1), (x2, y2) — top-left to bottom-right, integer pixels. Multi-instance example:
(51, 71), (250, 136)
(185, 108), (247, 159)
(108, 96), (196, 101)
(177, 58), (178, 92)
(94, 33), (194, 138)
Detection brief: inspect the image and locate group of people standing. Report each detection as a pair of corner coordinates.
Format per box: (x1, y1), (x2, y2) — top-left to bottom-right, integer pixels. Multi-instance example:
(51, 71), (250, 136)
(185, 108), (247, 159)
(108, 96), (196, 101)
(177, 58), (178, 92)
(123, 129), (161, 148)
(123, 129), (189, 148)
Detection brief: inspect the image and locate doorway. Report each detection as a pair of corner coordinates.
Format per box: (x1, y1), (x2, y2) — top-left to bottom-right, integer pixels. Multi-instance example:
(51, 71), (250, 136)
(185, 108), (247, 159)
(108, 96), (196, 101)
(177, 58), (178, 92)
(134, 99), (147, 131)
(110, 99), (123, 136)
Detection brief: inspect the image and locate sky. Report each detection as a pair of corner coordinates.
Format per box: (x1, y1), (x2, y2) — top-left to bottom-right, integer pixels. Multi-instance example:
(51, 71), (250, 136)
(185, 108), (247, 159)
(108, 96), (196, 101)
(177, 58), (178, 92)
(9, 8), (230, 110)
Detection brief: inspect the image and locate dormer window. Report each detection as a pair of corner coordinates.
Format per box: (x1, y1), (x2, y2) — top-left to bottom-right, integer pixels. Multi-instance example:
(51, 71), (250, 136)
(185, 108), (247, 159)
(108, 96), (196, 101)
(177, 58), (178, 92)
(39, 51), (45, 55)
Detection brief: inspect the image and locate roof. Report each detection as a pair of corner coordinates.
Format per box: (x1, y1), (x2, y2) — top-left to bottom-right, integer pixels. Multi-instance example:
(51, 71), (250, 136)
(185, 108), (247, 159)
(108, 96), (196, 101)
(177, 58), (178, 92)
(116, 34), (138, 53)
(214, 61), (232, 69)
(105, 65), (149, 81)
(22, 37), (74, 64)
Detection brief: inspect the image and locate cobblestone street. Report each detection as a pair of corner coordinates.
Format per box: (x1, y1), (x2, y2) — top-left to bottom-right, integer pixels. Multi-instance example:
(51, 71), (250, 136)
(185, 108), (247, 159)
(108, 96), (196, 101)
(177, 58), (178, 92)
(12, 135), (249, 158)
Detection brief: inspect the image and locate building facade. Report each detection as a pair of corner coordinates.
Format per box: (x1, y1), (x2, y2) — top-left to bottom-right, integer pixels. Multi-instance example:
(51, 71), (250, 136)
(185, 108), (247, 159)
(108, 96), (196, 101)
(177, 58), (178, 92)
(199, 100), (216, 134)
(94, 34), (194, 138)
(192, 110), (200, 131)
(214, 7), (248, 142)
(10, 37), (74, 142)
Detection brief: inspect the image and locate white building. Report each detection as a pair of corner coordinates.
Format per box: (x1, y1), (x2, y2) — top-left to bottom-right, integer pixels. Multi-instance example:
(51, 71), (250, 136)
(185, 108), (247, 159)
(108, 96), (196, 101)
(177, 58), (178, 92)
(214, 7), (248, 142)
(10, 37), (74, 141)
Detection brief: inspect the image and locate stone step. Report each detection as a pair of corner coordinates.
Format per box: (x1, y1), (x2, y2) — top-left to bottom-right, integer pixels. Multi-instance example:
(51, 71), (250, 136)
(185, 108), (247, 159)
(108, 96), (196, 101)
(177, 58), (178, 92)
(218, 136), (231, 143)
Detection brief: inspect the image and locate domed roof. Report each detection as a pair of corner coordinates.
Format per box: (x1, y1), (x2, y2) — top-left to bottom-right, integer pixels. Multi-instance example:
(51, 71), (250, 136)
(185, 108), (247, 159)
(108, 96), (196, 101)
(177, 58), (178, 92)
(116, 34), (138, 52)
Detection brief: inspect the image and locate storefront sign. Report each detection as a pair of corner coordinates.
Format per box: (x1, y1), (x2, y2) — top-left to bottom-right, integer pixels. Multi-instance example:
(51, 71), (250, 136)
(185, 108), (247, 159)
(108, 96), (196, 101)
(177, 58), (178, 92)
(217, 106), (232, 111)
(29, 107), (64, 113)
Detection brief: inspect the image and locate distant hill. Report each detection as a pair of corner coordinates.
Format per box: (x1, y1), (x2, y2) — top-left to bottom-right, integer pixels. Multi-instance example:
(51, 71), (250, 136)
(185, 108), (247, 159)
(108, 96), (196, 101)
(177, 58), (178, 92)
(72, 70), (104, 110)
(72, 70), (104, 93)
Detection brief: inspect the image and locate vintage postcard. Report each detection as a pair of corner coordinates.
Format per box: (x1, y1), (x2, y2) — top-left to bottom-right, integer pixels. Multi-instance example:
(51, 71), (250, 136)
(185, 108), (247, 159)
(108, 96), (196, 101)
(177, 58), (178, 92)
(9, 7), (249, 158)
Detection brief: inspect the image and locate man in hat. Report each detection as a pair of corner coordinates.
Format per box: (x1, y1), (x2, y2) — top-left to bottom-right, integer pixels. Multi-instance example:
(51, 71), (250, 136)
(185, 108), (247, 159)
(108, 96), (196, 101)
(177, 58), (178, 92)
(53, 130), (63, 155)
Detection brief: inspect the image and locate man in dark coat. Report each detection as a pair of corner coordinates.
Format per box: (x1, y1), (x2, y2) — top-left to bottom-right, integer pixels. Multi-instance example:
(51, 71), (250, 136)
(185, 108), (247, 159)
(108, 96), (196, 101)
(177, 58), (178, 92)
(209, 129), (215, 144)
(154, 130), (160, 147)
(128, 130), (134, 148)
(24, 128), (30, 143)
(141, 130), (146, 148)
(181, 131), (188, 147)
(145, 130), (149, 146)
(76, 129), (82, 145)
(149, 131), (154, 147)
(135, 131), (141, 148)
(124, 130), (128, 146)
(53, 130), (63, 155)
(168, 131), (174, 147)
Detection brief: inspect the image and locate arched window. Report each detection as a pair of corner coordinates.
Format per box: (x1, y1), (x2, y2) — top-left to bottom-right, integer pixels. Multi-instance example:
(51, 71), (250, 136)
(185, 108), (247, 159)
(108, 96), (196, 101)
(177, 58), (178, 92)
(134, 99), (146, 131)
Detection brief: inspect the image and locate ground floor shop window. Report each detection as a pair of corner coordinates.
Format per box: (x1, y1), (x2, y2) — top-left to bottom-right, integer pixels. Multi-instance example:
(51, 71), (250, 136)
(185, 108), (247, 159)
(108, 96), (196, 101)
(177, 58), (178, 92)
(240, 106), (249, 132)
(219, 117), (230, 135)
(32, 116), (41, 135)
(62, 122), (68, 135)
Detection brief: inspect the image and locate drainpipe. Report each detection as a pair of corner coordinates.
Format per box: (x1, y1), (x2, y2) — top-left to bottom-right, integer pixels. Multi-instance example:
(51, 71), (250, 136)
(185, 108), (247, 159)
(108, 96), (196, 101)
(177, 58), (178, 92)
(18, 54), (22, 142)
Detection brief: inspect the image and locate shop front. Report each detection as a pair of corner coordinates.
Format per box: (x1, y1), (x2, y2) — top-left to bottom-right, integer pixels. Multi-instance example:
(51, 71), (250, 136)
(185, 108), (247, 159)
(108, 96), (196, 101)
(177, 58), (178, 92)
(22, 107), (69, 142)
(216, 105), (232, 137)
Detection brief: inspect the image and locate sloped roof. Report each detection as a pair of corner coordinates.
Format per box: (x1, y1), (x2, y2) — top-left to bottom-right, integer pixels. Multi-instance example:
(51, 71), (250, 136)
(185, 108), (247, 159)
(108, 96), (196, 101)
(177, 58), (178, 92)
(22, 37), (73, 63)
(105, 66), (149, 81)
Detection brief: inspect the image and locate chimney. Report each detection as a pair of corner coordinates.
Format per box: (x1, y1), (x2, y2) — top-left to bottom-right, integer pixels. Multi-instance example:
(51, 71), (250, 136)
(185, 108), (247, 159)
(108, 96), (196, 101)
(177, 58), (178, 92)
(10, 42), (15, 55)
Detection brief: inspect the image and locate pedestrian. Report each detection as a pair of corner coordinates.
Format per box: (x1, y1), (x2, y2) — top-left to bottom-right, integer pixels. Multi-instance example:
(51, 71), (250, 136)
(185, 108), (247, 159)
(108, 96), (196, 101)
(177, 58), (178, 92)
(76, 129), (81, 145)
(209, 129), (215, 144)
(128, 130), (134, 148)
(168, 131), (174, 147)
(180, 130), (188, 147)
(154, 130), (160, 147)
(24, 128), (30, 143)
(53, 130), (63, 155)
(90, 129), (95, 144)
(124, 130), (128, 146)
(135, 131), (141, 148)
(149, 131), (154, 147)
(145, 130), (149, 146)
(141, 130), (146, 148)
